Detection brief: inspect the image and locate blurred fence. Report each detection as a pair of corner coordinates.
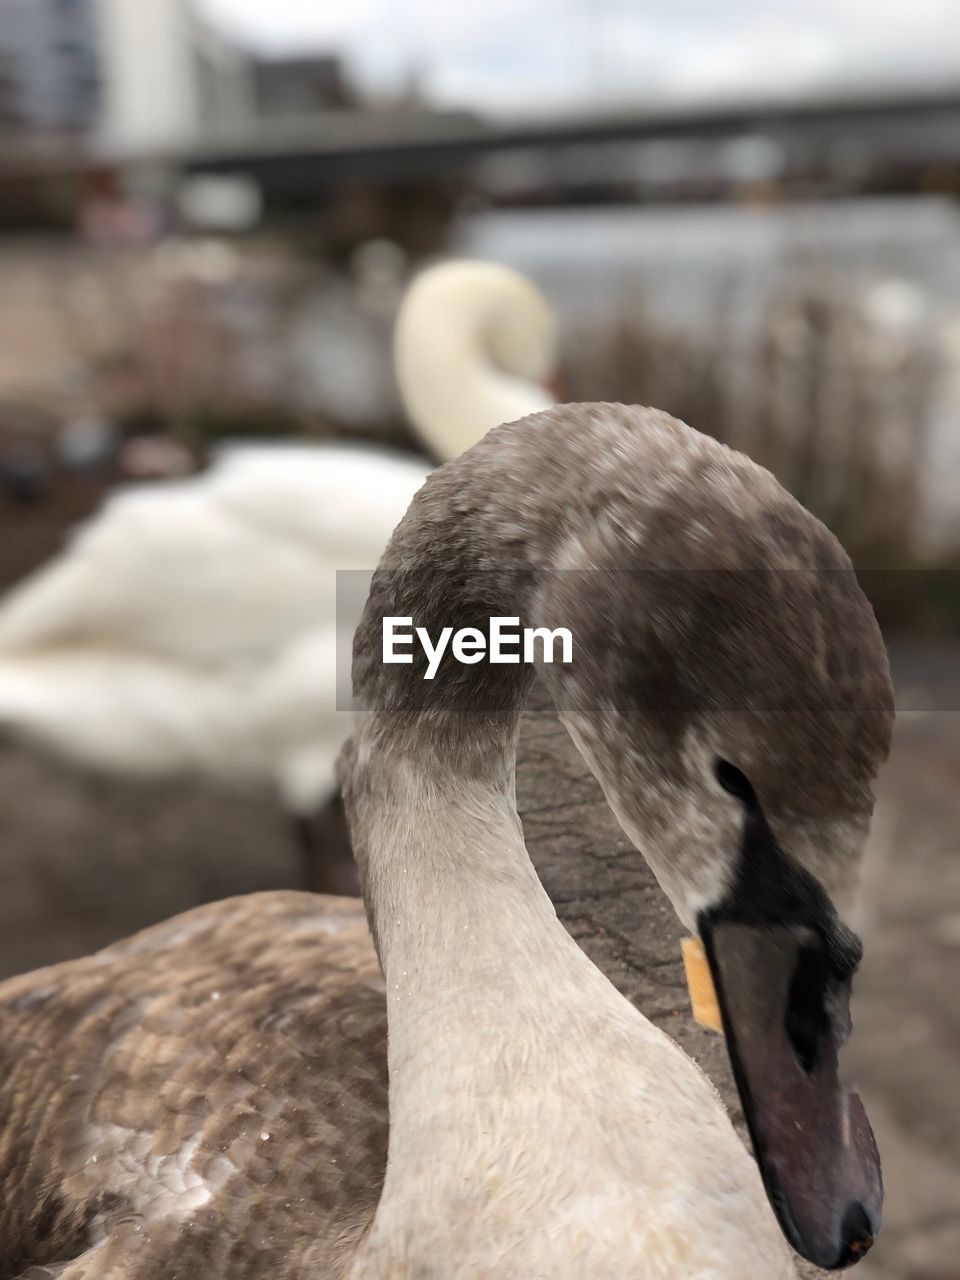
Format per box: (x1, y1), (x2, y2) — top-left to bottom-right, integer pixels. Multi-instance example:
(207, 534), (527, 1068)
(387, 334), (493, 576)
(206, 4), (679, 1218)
(0, 240), (311, 438)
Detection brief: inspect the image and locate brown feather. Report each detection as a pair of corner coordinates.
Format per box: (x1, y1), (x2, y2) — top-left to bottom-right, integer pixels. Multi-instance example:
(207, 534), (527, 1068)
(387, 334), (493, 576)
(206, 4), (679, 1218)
(0, 894), (386, 1279)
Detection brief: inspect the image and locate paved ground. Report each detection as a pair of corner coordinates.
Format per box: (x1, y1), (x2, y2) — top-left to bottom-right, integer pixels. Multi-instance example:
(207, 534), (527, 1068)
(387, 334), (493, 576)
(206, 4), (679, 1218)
(847, 711), (960, 1280)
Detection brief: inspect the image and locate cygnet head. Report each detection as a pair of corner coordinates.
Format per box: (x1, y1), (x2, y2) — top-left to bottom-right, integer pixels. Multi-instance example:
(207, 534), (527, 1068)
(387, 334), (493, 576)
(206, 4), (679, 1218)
(351, 402), (894, 1270)
(534, 418), (893, 1270)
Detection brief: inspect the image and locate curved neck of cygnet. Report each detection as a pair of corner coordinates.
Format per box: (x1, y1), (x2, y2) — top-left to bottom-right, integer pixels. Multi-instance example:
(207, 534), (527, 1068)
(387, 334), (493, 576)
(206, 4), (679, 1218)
(343, 428), (636, 1222)
(346, 692), (630, 1252)
(345, 719), (636, 1260)
(349, 729), (566, 976)
(346, 413), (606, 964)
(394, 295), (552, 462)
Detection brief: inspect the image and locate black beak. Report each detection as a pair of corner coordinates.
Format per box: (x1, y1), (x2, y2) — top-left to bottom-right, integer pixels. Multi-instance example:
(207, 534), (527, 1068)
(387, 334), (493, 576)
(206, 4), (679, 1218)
(701, 915), (881, 1269)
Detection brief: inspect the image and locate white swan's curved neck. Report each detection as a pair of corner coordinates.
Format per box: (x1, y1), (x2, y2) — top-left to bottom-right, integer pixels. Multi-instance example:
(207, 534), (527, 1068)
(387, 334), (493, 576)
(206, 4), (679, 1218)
(398, 322), (551, 461)
(393, 265), (555, 461)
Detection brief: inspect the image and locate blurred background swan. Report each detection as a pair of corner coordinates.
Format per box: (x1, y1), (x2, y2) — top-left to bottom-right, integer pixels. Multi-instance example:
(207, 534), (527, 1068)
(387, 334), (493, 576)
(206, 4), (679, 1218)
(0, 260), (558, 891)
(395, 259), (557, 458)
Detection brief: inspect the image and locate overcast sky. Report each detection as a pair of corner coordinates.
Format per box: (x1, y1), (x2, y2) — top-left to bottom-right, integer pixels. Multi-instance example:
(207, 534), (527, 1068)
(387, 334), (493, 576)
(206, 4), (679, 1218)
(197, 0), (958, 116)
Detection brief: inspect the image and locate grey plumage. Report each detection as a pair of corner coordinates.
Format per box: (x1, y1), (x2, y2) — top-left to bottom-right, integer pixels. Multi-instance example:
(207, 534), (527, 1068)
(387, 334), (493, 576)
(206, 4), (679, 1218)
(0, 405), (893, 1278)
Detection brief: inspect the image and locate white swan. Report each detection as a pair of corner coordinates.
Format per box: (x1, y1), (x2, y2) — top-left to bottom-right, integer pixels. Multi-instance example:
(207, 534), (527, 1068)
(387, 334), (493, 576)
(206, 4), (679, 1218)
(0, 406), (891, 1277)
(0, 261), (557, 880)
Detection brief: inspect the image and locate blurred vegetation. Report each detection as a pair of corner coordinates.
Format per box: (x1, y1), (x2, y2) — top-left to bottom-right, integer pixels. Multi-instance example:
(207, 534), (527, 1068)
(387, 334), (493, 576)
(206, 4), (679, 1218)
(561, 275), (960, 635)
(1, 238), (957, 635)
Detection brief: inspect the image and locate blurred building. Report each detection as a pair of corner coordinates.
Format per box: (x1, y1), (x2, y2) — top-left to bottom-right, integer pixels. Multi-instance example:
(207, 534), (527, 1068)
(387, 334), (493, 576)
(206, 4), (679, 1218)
(96, 0), (253, 151)
(95, 1), (367, 152)
(0, 0), (100, 133)
(250, 54), (357, 120)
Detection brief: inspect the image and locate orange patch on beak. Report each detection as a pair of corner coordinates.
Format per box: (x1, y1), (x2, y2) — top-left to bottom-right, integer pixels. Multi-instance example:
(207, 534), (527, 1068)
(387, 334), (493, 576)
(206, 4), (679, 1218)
(681, 936), (724, 1033)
